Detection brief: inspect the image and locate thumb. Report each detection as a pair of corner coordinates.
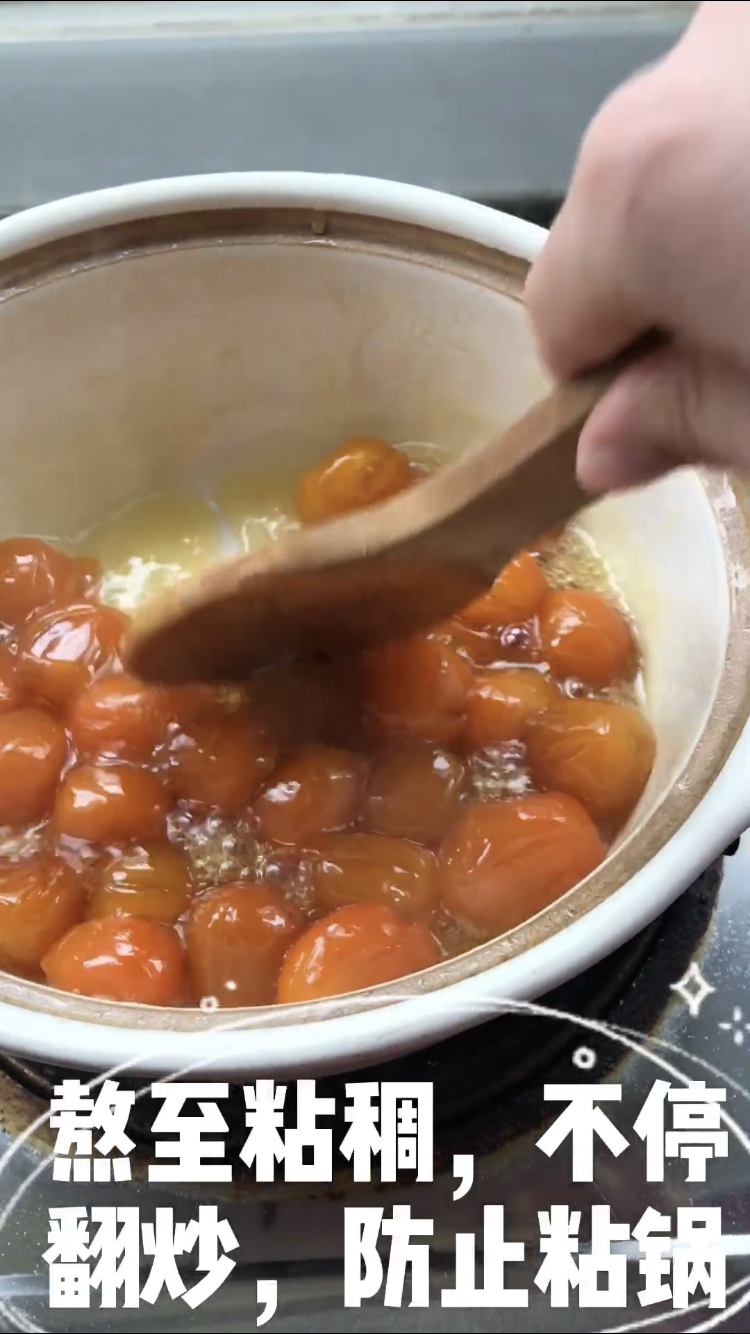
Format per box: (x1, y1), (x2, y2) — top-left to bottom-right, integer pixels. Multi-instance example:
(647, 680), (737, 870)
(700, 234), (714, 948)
(577, 346), (750, 495)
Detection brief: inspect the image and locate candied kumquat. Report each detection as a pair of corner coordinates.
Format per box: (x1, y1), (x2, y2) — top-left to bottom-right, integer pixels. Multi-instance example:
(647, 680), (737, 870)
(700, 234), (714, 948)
(296, 438), (413, 524)
(18, 601), (128, 709)
(527, 697), (656, 823)
(187, 882), (304, 1007)
(54, 763), (172, 844)
(0, 538), (96, 626)
(88, 843), (194, 924)
(363, 744), (466, 845)
(277, 901), (439, 1004)
(438, 792), (605, 936)
(0, 707), (67, 826)
(166, 683), (223, 730)
(459, 551), (548, 629)
(248, 660), (362, 749)
(254, 745), (366, 846)
(0, 647), (23, 715)
(70, 554), (102, 595)
(432, 619), (542, 668)
(464, 669), (557, 749)
(538, 589), (636, 687)
(69, 673), (173, 761)
(0, 479), (654, 1010)
(170, 709), (278, 814)
(41, 916), (188, 1005)
(0, 856), (85, 972)
(310, 832), (438, 919)
(362, 637), (472, 746)
(428, 618), (501, 667)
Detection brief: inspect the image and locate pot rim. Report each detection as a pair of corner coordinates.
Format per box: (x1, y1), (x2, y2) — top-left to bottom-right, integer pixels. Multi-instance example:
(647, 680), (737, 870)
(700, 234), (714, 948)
(0, 172), (748, 1072)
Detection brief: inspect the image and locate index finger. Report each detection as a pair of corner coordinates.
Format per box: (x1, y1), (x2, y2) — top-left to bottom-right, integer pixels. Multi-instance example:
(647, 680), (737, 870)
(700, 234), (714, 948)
(524, 176), (648, 380)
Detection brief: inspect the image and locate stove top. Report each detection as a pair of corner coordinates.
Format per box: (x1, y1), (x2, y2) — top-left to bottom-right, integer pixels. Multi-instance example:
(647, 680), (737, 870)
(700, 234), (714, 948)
(1, 839), (749, 1333)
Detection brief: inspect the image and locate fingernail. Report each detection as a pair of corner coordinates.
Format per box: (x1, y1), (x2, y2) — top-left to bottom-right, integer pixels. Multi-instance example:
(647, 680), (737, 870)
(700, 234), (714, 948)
(577, 429), (630, 495)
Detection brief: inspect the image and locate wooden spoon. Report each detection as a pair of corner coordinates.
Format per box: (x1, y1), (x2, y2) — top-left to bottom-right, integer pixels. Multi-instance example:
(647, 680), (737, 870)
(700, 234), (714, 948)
(125, 341), (654, 685)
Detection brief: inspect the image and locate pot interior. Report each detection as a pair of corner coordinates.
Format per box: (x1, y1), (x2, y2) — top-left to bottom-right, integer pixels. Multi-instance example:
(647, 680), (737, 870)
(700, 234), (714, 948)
(0, 205), (747, 1032)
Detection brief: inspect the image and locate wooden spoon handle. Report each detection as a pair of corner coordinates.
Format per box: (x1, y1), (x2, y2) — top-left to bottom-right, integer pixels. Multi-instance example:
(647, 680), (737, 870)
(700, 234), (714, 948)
(395, 331), (663, 577)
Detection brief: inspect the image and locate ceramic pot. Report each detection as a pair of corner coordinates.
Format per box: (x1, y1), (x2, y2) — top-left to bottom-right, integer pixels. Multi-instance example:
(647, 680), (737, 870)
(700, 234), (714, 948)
(0, 174), (747, 1076)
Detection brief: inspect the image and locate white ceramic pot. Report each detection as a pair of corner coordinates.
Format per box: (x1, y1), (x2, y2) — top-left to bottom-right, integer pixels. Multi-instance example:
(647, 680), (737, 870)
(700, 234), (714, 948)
(0, 173), (748, 1079)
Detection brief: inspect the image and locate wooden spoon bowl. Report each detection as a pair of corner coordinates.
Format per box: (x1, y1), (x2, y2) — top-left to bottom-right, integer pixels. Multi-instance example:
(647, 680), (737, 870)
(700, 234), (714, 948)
(125, 341), (654, 684)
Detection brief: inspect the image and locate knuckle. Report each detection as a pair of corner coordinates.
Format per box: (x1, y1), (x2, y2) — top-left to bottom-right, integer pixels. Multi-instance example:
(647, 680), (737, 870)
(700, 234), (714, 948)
(577, 74), (701, 265)
(576, 82), (649, 197)
(622, 121), (695, 247)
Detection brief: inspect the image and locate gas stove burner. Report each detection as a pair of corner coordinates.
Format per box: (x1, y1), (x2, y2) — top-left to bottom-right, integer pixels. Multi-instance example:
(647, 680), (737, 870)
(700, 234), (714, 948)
(0, 863), (721, 1168)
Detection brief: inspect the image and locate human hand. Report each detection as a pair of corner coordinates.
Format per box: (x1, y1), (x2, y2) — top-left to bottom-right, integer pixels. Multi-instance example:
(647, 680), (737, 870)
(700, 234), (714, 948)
(525, 1), (750, 494)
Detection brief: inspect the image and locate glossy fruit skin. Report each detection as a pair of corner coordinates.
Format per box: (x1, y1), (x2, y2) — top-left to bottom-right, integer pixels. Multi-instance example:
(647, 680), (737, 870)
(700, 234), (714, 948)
(363, 744), (466, 845)
(166, 684), (221, 730)
(310, 832), (439, 919)
(277, 901), (439, 1004)
(459, 552), (548, 629)
(526, 697), (656, 824)
(41, 915), (188, 1005)
(18, 602), (128, 708)
(254, 745), (366, 846)
(429, 618), (503, 667)
(362, 637), (472, 746)
(438, 792), (605, 936)
(53, 763), (172, 843)
(69, 674), (173, 761)
(0, 707), (68, 826)
(538, 589), (635, 687)
(0, 518), (657, 1013)
(0, 856), (86, 971)
(464, 669), (557, 748)
(170, 710), (278, 814)
(0, 647), (24, 715)
(248, 660), (362, 750)
(187, 881), (304, 1007)
(0, 538), (97, 626)
(88, 843), (194, 924)
(296, 438), (413, 524)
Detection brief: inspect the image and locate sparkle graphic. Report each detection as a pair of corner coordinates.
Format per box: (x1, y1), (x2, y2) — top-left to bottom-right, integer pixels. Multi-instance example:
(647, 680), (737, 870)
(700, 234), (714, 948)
(572, 1045), (597, 1071)
(670, 961), (715, 1017)
(199, 994), (220, 1012)
(719, 1006), (750, 1047)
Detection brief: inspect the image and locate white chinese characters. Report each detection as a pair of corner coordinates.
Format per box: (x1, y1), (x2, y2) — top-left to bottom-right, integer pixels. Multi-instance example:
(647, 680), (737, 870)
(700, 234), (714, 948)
(537, 1079), (729, 1184)
(537, 1084), (629, 1183)
(342, 1203), (726, 1311)
(340, 1082), (433, 1182)
(41, 1072), (734, 1318)
(50, 1080), (135, 1184)
(149, 1083), (232, 1184)
(634, 1079), (728, 1183)
(44, 1205), (256, 1313)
